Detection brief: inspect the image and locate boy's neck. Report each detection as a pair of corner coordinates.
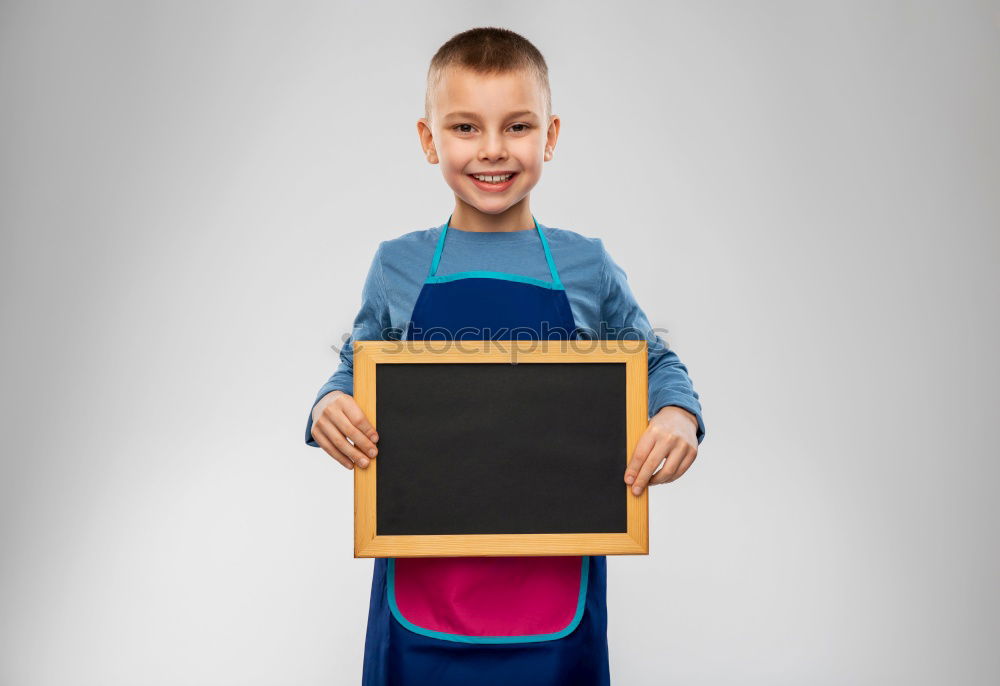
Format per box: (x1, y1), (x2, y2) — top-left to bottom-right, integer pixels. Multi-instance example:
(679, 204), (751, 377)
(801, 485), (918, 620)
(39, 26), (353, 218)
(449, 198), (536, 233)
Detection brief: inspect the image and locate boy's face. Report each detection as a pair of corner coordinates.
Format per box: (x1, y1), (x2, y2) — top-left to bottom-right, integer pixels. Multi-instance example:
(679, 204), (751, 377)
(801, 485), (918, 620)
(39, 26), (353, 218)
(417, 66), (559, 217)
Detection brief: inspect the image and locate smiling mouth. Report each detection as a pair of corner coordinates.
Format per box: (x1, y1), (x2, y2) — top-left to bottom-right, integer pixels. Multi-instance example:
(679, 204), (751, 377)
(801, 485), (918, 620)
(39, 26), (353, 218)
(467, 171), (518, 190)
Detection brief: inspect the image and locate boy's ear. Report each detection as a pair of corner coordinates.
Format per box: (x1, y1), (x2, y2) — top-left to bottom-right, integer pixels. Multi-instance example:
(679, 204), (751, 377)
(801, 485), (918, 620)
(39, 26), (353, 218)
(544, 114), (561, 161)
(416, 118), (438, 164)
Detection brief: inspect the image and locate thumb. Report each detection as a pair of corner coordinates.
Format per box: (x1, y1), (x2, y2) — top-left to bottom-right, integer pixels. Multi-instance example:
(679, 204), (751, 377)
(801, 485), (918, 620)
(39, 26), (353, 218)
(624, 427), (656, 485)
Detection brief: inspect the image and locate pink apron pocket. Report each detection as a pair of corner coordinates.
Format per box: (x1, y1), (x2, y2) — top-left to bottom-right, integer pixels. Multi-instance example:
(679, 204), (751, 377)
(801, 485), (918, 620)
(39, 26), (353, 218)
(390, 555), (588, 641)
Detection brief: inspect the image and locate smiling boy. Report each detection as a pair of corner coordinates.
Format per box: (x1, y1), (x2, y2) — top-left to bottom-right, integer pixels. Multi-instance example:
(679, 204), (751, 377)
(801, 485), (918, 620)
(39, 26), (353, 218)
(306, 27), (705, 685)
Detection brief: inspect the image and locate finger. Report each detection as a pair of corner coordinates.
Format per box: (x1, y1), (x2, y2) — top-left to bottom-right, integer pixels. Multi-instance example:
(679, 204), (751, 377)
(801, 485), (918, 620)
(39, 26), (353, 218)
(326, 407), (376, 467)
(336, 402), (379, 458)
(631, 439), (671, 496)
(317, 412), (371, 468)
(341, 400), (379, 444)
(662, 448), (697, 484)
(624, 429), (657, 486)
(649, 443), (689, 486)
(311, 422), (355, 470)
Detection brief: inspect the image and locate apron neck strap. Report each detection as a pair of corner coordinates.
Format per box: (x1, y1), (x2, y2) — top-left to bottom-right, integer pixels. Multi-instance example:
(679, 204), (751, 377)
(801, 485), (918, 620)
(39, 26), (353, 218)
(428, 214), (563, 288)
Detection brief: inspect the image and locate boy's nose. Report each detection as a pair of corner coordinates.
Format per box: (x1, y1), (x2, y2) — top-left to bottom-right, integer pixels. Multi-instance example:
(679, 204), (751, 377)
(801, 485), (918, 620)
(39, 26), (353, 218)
(479, 135), (507, 160)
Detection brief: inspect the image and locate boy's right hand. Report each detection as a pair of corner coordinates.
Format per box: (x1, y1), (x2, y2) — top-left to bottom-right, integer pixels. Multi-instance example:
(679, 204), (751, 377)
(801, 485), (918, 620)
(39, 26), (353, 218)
(310, 390), (379, 470)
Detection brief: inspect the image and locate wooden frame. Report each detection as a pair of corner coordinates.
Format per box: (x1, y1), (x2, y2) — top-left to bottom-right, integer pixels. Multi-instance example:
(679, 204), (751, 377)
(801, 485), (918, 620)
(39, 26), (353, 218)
(352, 339), (649, 558)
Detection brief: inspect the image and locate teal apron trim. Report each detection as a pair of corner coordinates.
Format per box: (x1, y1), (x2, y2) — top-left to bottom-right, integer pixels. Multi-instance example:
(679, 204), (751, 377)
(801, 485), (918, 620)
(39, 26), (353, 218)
(387, 556), (590, 644)
(425, 271), (565, 290)
(429, 214), (564, 290)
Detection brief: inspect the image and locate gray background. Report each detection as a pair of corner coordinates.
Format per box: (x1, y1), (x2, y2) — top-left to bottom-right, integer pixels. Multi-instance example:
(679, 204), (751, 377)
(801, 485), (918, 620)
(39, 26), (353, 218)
(2, 1), (998, 684)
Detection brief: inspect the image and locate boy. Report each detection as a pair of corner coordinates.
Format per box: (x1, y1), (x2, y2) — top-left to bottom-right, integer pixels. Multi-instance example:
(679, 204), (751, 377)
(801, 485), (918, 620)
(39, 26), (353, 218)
(305, 27), (705, 686)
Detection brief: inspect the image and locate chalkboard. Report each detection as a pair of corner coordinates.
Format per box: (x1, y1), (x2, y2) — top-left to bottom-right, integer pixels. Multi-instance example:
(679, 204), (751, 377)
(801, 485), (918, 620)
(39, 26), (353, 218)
(352, 340), (649, 557)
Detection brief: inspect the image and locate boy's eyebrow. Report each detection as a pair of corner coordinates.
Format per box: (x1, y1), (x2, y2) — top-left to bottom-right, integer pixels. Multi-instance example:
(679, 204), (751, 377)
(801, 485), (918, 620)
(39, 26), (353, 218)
(443, 110), (539, 120)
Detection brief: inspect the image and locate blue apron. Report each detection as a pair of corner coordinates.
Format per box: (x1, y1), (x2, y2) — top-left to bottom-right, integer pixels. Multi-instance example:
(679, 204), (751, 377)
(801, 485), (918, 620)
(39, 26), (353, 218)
(360, 215), (611, 685)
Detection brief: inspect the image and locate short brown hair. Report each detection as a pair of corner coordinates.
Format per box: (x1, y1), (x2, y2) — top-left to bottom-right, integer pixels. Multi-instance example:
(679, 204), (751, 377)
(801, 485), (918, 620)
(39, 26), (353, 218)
(425, 27), (551, 122)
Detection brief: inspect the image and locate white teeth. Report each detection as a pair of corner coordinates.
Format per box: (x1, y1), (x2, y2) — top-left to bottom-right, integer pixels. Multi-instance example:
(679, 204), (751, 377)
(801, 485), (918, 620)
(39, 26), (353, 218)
(473, 173), (513, 183)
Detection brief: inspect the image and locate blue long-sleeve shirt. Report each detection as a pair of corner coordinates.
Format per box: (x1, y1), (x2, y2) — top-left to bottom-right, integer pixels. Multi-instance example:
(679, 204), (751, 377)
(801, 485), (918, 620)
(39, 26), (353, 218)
(305, 221), (705, 447)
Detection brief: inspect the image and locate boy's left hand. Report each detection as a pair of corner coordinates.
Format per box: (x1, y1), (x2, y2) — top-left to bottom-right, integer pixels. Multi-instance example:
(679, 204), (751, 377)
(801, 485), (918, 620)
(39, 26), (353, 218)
(624, 406), (699, 495)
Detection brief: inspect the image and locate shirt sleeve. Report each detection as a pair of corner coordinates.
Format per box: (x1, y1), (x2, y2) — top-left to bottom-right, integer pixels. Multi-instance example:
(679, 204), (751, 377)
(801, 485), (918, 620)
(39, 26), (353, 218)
(597, 239), (706, 445)
(305, 241), (392, 447)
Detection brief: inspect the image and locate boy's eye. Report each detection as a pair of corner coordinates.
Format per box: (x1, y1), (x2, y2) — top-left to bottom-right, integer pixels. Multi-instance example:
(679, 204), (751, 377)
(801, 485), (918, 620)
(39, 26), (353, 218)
(451, 123), (532, 134)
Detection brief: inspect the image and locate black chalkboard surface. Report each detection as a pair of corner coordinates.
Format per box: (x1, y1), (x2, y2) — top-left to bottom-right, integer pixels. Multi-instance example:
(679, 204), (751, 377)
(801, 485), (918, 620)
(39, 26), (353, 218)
(352, 340), (649, 557)
(376, 361), (626, 535)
